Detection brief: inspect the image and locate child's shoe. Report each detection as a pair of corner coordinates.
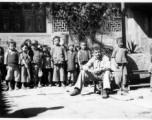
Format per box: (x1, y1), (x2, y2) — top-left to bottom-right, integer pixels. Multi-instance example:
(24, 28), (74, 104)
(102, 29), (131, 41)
(8, 87), (13, 91)
(61, 82), (65, 87)
(55, 82), (60, 87)
(38, 84), (42, 88)
(15, 86), (19, 90)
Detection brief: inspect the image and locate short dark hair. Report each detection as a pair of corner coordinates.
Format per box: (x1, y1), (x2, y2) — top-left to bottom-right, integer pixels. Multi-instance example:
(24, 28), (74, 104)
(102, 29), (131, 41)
(20, 43), (28, 49)
(8, 39), (16, 47)
(24, 39), (31, 44)
(53, 36), (60, 41)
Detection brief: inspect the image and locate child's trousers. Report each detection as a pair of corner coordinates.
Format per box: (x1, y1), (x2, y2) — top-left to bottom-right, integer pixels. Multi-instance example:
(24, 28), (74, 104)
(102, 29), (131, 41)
(114, 63), (128, 87)
(32, 64), (40, 82)
(53, 64), (65, 82)
(21, 66), (31, 83)
(68, 70), (77, 82)
(5, 65), (20, 82)
(42, 69), (52, 84)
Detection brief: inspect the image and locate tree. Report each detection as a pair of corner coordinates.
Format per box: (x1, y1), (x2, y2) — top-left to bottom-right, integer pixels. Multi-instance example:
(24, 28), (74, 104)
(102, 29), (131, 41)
(51, 2), (121, 56)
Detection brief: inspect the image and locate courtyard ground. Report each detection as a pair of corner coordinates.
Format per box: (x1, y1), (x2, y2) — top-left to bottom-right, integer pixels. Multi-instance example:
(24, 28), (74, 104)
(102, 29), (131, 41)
(0, 84), (152, 119)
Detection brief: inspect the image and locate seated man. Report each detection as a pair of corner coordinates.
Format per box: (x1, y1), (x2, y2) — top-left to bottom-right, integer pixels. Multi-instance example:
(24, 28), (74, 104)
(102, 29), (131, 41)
(70, 44), (111, 98)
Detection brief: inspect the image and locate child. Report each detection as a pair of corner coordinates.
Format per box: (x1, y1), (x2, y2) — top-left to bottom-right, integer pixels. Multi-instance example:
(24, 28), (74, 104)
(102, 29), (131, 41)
(75, 43), (80, 79)
(4, 39), (20, 91)
(51, 36), (67, 87)
(42, 46), (52, 87)
(111, 37), (128, 93)
(78, 42), (91, 70)
(0, 46), (4, 91)
(19, 43), (31, 89)
(31, 40), (43, 88)
(77, 42), (91, 86)
(67, 43), (78, 87)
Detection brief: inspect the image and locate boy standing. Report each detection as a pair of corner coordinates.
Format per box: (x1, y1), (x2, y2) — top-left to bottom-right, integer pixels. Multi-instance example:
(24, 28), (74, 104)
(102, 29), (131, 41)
(51, 36), (67, 87)
(78, 42), (91, 70)
(67, 43), (78, 86)
(31, 40), (43, 88)
(77, 42), (91, 86)
(4, 39), (20, 91)
(42, 46), (52, 86)
(111, 37), (128, 93)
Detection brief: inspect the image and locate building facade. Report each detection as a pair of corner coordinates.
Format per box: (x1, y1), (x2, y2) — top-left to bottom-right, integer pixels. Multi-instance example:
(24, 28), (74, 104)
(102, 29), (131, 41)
(0, 2), (122, 51)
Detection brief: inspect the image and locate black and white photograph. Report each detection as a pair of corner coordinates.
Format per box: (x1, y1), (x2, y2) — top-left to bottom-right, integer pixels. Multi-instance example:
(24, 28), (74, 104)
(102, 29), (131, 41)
(0, 0), (152, 119)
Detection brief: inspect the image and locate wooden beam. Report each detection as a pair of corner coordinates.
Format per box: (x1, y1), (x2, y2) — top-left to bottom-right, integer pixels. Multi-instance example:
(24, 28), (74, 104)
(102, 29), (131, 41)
(121, 3), (126, 48)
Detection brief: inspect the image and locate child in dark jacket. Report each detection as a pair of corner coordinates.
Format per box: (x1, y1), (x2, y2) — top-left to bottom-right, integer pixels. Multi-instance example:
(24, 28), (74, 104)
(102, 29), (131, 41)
(31, 40), (43, 88)
(67, 43), (78, 86)
(42, 46), (52, 86)
(77, 42), (91, 87)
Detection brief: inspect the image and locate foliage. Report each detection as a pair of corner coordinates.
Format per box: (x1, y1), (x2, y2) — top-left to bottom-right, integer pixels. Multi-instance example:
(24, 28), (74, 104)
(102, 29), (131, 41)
(127, 41), (144, 54)
(51, 2), (120, 56)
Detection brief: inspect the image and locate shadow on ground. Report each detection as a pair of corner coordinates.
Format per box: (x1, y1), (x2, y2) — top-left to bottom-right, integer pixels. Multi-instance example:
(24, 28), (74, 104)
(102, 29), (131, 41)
(0, 83), (64, 118)
(2, 106), (64, 118)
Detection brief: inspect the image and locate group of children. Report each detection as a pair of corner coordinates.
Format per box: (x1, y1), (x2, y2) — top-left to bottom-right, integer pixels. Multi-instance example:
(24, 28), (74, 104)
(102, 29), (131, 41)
(0, 36), (130, 93)
(0, 36), (93, 91)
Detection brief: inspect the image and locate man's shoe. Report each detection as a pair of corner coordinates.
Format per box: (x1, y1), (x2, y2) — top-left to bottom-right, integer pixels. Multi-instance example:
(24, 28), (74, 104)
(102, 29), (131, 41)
(70, 88), (80, 96)
(102, 89), (109, 99)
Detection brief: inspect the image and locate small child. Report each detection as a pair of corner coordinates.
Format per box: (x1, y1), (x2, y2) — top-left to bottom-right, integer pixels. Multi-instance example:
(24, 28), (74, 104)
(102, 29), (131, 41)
(42, 46), (52, 87)
(75, 43), (81, 79)
(19, 43), (31, 89)
(31, 40), (43, 88)
(111, 37), (128, 93)
(51, 36), (67, 87)
(78, 42), (91, 70)
(0, 46), (4, 91)
(77, 42), (91, 86)
(67, 43), (78, 87)
(4, 39), (20, 91)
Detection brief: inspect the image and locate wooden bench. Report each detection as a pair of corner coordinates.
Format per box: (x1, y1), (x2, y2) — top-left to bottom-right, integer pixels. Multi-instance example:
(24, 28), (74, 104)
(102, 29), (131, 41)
(128, 70), (151, 90)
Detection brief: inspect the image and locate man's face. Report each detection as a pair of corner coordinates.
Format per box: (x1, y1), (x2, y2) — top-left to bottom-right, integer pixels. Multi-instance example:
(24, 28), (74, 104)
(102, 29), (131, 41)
(81, 43), (86, 50)
(93, 49), (101, 59)
(9, 43), (15, 51)
(54, 38), (60, 45)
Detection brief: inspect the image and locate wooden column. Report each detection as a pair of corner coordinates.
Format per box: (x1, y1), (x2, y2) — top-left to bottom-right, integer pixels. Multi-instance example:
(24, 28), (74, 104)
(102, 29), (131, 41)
(121, 3), (126, 48)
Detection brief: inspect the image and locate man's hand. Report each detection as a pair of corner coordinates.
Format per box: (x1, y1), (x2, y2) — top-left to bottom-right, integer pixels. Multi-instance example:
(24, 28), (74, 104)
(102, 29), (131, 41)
(82, 65), (89, 71)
